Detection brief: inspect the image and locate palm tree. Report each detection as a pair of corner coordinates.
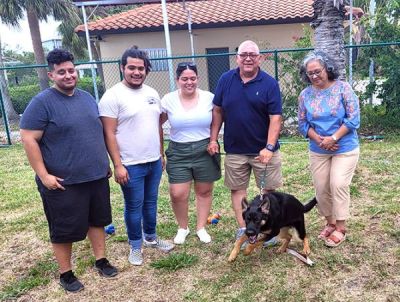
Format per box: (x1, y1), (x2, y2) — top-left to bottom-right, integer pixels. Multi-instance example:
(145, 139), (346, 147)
(58, 5), (136, 89)
(310, 0), (368, 80)
(58, 7), (106, 89)
(310, 0), (348, 79)
(58, 10), (87, 60)
(0, 0), (78, 91)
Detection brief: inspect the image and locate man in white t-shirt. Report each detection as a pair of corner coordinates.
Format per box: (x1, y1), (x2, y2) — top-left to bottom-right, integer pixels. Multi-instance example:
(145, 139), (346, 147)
(99, 47), (174, 266)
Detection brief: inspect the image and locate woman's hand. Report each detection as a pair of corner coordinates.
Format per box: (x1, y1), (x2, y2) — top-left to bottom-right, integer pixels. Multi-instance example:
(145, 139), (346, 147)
(161, 155), (166, 171)
(207, 141), (219, 155)
(319, 135), (339, 151)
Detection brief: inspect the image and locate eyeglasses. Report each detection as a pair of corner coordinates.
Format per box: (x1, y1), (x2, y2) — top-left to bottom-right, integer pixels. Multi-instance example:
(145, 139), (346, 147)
(237, 53), (259, 60)
(177, 62), (197, 68)
(306, 68), (325, 77)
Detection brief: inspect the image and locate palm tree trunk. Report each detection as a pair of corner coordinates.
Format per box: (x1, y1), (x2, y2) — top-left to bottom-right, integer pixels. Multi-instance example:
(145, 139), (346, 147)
(0, 32), (19, 121)
(311, 0), (347, 80)
(26, 6), (49, 91)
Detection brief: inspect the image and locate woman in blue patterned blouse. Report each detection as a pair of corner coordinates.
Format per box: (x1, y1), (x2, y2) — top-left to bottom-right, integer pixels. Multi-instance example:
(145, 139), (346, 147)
(298, 50), (360, 248)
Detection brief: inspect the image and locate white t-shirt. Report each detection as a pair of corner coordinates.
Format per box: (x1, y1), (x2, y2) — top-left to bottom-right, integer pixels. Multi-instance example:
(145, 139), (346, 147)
(99, 82), (161, 165)
(161, 89), (214, 143)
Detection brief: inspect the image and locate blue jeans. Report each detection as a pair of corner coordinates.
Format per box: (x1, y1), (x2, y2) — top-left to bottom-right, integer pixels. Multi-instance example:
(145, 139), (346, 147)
(121, 159), (162, 250)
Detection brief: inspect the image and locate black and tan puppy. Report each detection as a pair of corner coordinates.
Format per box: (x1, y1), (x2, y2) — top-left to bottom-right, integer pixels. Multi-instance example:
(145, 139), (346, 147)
(228, 192), (317, 262)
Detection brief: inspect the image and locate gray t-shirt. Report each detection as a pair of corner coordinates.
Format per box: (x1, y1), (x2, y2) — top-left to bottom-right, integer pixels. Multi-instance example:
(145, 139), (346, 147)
(20, 87), (109, 185)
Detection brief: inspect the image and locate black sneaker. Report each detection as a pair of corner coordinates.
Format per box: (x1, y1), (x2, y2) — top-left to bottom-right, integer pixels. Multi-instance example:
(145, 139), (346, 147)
(95, 258), (118, 278)
(59, 270), (84, 293)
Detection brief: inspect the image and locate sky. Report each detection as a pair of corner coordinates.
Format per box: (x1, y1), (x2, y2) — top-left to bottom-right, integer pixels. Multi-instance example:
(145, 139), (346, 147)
(1, 16), (60, 53)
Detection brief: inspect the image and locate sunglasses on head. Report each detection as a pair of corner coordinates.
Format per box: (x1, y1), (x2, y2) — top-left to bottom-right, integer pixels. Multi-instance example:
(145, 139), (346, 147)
(177, 62), (197, 68)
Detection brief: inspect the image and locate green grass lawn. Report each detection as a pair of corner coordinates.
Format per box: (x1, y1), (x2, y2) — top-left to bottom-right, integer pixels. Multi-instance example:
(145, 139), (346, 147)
(0, 138), (399, 301)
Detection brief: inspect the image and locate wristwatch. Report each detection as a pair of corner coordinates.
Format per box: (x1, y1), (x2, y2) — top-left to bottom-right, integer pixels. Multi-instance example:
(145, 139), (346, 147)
(332, 134), (338, 142)
(266, 144), (275, 152)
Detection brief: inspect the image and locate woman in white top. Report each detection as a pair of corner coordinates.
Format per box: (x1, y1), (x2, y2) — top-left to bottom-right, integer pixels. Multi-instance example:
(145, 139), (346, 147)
(161, 62), (221, 244)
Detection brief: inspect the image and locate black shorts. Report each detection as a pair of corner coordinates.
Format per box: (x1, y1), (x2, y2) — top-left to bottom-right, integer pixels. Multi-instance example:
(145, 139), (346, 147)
(37, 177), (112, 244)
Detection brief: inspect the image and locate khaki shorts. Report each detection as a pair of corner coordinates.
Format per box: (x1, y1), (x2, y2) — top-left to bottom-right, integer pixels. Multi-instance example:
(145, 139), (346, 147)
(224, 151), (283, 191)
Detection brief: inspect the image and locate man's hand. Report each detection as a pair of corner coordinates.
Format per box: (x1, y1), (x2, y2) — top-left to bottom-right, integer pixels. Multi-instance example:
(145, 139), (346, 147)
(40, 174), (65, 191)
(255, 148), (273, 164)
(114, 165), (129, 185)
(107, 167), (113, 178)
(207, 141), (220, 156)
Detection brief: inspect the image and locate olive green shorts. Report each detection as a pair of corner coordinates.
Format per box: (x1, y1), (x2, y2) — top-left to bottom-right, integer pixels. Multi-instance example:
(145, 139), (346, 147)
(165, 138), (221, 184)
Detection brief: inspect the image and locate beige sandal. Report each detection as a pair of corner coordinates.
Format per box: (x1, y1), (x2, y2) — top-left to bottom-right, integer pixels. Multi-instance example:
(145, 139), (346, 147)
(318, 224), (336, 240)
(325, 230), (346, 247)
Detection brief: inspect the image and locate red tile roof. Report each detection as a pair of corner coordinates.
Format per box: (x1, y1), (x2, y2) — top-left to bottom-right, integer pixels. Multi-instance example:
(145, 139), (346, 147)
(76, 0), (313, 34)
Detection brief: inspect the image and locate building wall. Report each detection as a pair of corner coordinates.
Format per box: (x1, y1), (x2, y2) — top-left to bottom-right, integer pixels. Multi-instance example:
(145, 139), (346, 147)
(98, 23), (311, 95)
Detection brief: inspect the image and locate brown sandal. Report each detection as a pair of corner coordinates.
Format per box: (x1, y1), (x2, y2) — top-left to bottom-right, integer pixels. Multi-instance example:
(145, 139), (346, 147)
(325, 230), (346, 247)
(318, 224), (336, 240)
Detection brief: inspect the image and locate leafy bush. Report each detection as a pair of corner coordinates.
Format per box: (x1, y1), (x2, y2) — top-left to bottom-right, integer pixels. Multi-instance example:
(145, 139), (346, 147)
(9, 77), (105, 114)
(355, 1), (399, 109)
(9, 84), (40, 114)
(78, 76), (105, 99)
(360, 104), (400, 134)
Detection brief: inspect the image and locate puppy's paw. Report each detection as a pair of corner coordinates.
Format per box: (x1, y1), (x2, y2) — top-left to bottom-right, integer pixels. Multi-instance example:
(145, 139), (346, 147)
(228, 249), (239, 262)
(302, 237), (311, 255)
(228, 254), (237, 262)
(243, 244), (256, 256)
(276, 245), (287, 254)
(302, 247), (311, 256)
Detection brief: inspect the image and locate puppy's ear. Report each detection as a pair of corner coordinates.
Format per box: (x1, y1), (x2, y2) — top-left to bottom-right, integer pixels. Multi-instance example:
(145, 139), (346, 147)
(241, 198), (249, 212)
(259, 196), (270, 214)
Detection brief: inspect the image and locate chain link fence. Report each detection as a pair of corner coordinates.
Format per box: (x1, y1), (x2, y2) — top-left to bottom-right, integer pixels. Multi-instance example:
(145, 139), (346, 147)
(1, 41), (399, 146)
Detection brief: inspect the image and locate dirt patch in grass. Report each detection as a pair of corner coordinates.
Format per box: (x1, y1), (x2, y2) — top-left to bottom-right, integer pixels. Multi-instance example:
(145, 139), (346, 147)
(20, 246), (206, 302)
(0, 231), (49, 290)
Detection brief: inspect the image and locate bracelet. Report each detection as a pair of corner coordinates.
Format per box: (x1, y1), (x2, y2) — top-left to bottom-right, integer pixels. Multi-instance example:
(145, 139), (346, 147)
(209, 141), (218, 145)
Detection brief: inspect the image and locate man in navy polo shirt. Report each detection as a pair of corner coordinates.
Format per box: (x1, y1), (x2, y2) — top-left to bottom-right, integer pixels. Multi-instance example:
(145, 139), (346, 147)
(207, 40), (283, 245)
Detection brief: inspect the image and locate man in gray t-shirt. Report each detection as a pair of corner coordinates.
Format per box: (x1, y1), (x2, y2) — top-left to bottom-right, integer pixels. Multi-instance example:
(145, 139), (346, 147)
(20, 49), (117, 292)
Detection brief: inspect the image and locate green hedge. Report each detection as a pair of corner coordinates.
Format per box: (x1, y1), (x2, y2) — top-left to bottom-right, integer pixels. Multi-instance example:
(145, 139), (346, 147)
(9, 77), (105, 114)
(9, 84), (41, 114)
(360, 104), (400, 135)
(77, 77), (105, 100)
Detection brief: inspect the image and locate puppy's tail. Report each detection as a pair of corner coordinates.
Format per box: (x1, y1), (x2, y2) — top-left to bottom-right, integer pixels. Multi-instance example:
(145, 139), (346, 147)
(303, 197), (317, 213)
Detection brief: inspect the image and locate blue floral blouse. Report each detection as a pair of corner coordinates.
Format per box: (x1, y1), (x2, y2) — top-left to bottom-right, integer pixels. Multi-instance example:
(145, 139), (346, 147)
(298, 80), (360, 154)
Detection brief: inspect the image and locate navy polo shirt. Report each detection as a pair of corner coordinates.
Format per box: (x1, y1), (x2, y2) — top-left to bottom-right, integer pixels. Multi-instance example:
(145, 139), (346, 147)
(213, 68), (282, 155)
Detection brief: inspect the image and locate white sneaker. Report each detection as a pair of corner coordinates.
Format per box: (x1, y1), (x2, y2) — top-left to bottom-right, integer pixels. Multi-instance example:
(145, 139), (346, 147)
(174, 228), (190, 244)
(128, 249), (143, 266)
(196, 228), (211, 243)
(262, 236), (278, 248)
(143, 238), (175, 252)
